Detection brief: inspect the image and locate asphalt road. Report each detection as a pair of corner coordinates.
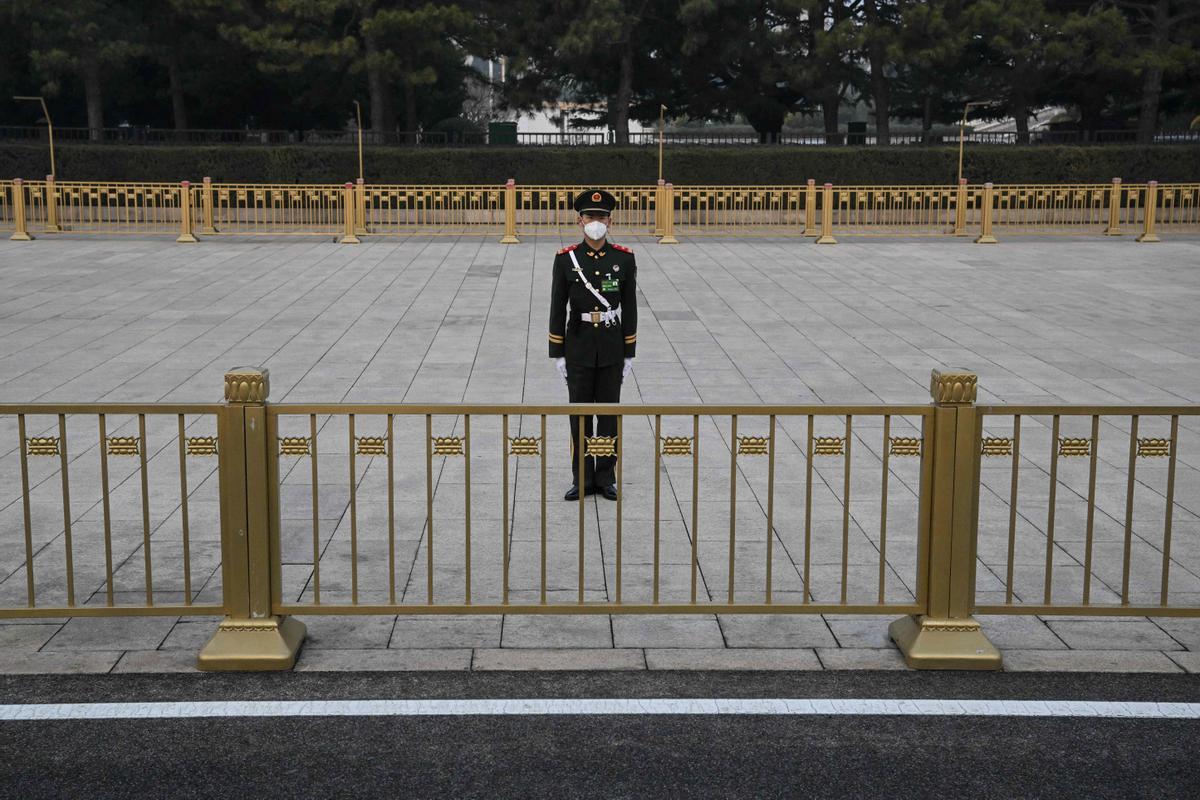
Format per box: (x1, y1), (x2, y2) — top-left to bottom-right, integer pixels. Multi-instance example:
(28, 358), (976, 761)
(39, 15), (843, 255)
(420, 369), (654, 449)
(2, 671), (1199, 799)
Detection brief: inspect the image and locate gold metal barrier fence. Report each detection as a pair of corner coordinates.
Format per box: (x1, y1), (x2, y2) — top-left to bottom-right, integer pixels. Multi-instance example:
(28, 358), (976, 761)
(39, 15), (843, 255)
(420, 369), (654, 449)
(974, 405), (1200, 617)
(6, 178), (1200, 243)
(3, 368), (1199, 670)
(0, 403), (225, 618)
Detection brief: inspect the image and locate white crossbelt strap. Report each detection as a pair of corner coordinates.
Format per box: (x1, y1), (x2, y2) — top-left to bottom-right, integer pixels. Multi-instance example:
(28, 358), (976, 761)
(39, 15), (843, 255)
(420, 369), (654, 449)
(568, 249), (612, 311)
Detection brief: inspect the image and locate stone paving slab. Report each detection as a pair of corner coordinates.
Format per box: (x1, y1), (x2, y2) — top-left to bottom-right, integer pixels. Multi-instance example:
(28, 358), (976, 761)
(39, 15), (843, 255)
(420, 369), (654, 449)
(2, 235), (1200, 673)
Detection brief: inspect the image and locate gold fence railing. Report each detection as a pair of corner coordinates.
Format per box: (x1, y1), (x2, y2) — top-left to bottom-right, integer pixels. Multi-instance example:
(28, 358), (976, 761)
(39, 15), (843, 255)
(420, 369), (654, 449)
(974, 405), (1199, 617)
(4, 368), (1197, 671)
(0, 403), (225, 617)
(4, 178), (1198, 244)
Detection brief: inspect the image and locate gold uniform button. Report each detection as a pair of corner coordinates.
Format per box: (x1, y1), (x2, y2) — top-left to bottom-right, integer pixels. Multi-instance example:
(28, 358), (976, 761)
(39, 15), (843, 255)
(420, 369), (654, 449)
(595, 271), (600, 275)
(594, 306), (599, 310)
(593, 323), (599, 328)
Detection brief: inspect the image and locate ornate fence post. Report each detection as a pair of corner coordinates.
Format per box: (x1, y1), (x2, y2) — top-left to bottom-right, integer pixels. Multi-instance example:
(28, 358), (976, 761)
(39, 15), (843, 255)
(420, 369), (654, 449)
(1104, 177), (1122, 236)
(10, 179), (32, 241)
(354, 177), (368, 235)
(500, 177), (519, 244)
(176, 181), (198, 243)
(974, 182), (997, 244)
(953, 178), (967, 236)
(890, 369), (1001, 670)
(1137, 180), (1160, 243)
(198, 367), (305, 670)
(815, 182), (836, 244)
(653, 178), (665, 237)
(802, 178), (817, 236)
(45, 174), (62, 233)
(339, 182), (360, 244)
(659, 182), (679, 244)
(200, 176), (218, 234)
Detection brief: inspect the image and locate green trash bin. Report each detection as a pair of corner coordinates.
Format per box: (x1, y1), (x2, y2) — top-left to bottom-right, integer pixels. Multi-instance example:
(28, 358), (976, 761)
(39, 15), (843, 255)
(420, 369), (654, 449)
(488, 121), (518, 145)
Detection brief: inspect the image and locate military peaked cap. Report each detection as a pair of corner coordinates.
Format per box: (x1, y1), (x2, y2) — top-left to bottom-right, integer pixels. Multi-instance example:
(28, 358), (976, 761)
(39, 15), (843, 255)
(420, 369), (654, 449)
(573, 188), (617, 216)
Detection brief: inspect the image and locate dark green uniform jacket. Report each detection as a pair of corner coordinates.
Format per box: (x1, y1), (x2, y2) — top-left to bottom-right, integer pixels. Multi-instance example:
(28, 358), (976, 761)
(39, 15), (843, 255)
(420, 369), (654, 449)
(548, 240), (637, 367)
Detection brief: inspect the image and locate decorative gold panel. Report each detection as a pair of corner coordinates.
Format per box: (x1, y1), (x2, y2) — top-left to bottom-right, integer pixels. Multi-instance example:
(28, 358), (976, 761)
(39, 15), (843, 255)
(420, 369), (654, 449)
(981, 437), (1013, 457)
(508, 436), (541, 457)
(1058, 438), (1091, 457)
(279, 436), (312, 456)
(585, 436), (617, 458)
(432, 436), (465, 456)
(186, 436), (218, 456)
(107, 436), (140, 456)
(356, 436), (387, 456)
(1137, 438), (1170, 458)
(26, 437), (60, 456)
(737, 436), (769, 456)
(660, 436), (693, 456)
(889, 437), (921, 457)
(814, 437), (845, 456)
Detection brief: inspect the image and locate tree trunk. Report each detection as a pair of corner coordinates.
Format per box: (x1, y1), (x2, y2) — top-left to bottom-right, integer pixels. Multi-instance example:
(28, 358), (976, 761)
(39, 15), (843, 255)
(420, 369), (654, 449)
(821, 87), (841, 145)
(82, 56), (104, 141)
(922, 94), (933, 145)
(1014, 101), (1029, 145)
(403, 80), (418, 145)
(863, 0), (890, 145)
(612, 43), (634, 145)
(166, 51), (188, 133)
(1136, 0), (1170, 145)
(365, 37), (390, 137)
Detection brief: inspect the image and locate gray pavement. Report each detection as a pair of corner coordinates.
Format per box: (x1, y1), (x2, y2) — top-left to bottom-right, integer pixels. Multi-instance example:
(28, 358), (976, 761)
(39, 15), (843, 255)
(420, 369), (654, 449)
(2, 233), (1200, 673)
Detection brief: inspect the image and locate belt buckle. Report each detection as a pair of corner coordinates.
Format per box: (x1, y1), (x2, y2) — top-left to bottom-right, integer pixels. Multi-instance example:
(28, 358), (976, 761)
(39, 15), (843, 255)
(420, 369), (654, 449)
(590, 311), (601, 325)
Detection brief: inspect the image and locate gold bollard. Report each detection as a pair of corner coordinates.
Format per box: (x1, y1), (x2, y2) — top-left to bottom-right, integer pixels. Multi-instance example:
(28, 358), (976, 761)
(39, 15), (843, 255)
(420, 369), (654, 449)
(354, 177), (367, 235)
(200, 176), (218, 234)
(953, 178), (968, 236)
(45, 174), (62, 233)
(1137, 180), (1160, 243)
(815, 182), (836, 244)
(176, 181), (198, 243)
(974, 181), (997, 244)
(500, 177), (519, 244)
(198, 368), (305, 671)
(1104, 177), (1122, 236)
(889, 369), (1001, 670)
(339, 182), (360, 244)
(653, 178), (665, 237)
(659, 181), (678, 244)
(802, 178), (817, 236)
(10, 178), (33, 241)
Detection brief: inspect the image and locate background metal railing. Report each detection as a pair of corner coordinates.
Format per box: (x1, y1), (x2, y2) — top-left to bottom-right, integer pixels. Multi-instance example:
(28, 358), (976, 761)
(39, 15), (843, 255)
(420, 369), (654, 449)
(4, 125), (1198, 147)
(3, 179), (1196, 244)
(2, 368), (1196, 671)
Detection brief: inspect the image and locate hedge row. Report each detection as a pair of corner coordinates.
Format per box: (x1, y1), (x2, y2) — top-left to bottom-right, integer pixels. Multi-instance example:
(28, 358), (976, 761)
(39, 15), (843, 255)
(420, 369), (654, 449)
(3, 143), (1198, 185)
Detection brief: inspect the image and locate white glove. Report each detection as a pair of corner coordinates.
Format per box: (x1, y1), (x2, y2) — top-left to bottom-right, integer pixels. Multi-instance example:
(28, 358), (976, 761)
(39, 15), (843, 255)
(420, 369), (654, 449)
(622, 358), (633, 380)
(555, 357), (568, 382)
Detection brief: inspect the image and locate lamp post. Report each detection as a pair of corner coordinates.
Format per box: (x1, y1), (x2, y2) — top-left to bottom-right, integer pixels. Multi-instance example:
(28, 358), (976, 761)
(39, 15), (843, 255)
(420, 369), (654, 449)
(13, 95), (56, 178)
(657, 104), (667, 183)
(957, 100), (993, 185)
(352, 100), (364, 181)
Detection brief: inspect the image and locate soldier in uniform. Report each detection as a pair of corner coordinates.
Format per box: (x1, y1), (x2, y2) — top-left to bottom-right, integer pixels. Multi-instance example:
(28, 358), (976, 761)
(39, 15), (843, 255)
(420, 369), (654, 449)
(548, 188), (637, 501)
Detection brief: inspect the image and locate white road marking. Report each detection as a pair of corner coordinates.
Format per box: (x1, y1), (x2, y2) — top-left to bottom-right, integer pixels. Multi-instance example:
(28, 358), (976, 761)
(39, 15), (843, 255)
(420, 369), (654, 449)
(1, 698), (1199, 721)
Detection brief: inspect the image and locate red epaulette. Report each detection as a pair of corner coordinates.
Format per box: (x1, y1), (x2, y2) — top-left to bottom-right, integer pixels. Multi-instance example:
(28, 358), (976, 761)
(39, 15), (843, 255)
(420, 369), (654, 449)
(556, 243), (579, 255)
(611, 243), (634, 254)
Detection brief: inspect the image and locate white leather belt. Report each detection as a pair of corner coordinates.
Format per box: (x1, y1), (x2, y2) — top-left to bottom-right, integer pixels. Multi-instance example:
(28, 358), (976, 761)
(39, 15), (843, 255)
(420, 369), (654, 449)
(579, 306), (621, 326)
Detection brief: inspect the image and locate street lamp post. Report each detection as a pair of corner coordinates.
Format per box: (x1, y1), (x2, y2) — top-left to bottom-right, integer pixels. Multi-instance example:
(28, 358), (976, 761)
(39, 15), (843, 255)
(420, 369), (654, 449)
(957, 101), (993, 185)
(352, 100), (364, 182)
(657, 104), (666, 184)
(13, 95), (56, 178)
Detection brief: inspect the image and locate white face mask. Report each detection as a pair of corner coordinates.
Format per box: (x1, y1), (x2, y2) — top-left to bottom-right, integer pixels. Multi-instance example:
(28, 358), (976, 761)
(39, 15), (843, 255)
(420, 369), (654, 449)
(583, 220), (608, 241)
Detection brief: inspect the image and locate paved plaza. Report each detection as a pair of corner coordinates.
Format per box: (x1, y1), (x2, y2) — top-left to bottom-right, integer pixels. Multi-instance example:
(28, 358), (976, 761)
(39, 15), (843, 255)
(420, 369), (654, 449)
(2, 232), (1200, 673)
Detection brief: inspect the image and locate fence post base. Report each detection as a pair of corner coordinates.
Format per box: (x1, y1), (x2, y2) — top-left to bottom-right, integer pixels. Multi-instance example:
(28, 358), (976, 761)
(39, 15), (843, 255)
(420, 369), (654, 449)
(197, 617), (306, 671)
(659, 182), (679, 244)
(500, 178), (520, 244)
(889, 615), (1000, 670)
